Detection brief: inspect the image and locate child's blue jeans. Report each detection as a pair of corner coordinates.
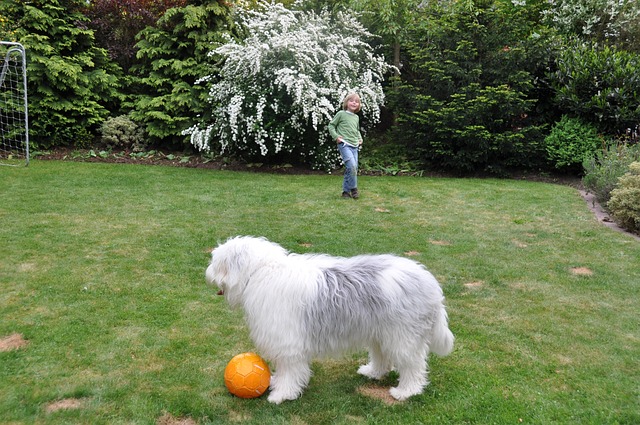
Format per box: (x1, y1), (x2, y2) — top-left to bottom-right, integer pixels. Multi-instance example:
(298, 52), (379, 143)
(338, 142), (358, 192)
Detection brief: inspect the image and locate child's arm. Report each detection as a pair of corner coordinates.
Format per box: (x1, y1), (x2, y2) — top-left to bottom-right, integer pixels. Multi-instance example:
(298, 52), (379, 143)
(328, 112), (342, 142)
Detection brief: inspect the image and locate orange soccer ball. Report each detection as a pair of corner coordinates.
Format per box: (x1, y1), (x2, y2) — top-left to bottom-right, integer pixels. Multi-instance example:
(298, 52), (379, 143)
(224, 352), (271, 398)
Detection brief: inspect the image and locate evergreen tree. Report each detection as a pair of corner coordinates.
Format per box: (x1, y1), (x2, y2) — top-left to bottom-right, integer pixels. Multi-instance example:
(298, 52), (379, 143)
(1, 0), (121, 148)
(84, 0), (187, 72)
(389, 0), (550, 173)
(129, 0), (235, 147)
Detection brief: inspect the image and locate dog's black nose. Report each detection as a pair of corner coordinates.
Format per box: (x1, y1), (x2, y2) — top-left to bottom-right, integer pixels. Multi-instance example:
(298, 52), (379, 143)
(217, 289), (224, 296)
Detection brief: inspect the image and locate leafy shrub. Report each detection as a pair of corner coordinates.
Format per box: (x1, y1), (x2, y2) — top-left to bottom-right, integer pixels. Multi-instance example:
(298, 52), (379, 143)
(99, 115), (146, 151)
(582, 141), (640, 204)
(185, 1), (395, 170)
(545, 115), (602, 171)
(551, 42), (640, 135)
(388, 0), (549, 174)
(543, 0), (640, 50)
(359, 137), (424, 176)
(607, 161), (640, 234)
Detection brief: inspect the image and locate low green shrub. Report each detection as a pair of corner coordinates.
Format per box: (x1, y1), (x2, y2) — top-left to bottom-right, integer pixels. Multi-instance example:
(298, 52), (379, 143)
(582, 141), (640, 204)
(99, 115), (146, 151)
(545, 115), (602, 172)
(551, 42), (640, 135)
(608, 161), (640, 234)
(359, 138), (424, 176)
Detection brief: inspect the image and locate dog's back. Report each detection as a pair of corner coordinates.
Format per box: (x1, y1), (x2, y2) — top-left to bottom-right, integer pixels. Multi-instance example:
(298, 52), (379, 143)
(301, 253), (453, 357)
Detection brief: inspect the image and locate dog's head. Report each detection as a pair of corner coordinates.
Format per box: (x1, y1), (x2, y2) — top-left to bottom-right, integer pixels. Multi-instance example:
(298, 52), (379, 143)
(206, 236), (288, 307)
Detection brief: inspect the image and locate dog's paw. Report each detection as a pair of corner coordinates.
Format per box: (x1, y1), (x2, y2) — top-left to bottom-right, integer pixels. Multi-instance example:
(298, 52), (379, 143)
(357, 364), (387, 380)
(267, 390), (298, 404)
(389, 386), (421, 401)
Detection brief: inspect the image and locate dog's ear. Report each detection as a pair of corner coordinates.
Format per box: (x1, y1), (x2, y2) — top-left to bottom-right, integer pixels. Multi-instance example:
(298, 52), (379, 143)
(207, 251), (227, 281)
(206, 256), (228, 296)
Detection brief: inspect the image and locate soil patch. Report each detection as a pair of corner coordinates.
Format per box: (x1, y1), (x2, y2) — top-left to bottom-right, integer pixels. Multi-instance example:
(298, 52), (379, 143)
(357, 384), (401, 405)
(430, 240), (452, 246)
(45, 398), (85, 413)
(374, 207), (391, 213)
(0, 333), (28, 352)
(570, 267), (594, 276)
(157, 413), (197, 425)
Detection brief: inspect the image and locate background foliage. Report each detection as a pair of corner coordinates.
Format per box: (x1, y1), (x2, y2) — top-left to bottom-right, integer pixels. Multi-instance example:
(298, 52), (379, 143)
(84, 0), (188, 72)
(551, 41), (640, 135)
(1, 0), (639, 174)
(545, 115), (602, 171)
(99, 114), (146, 151)
(607, 161), (640, 233)
(582, 141), (640, 204)
(1, 0), (121, 148)
(388, 0), (549, 174)
(129, 1), (235, 147)
(543, 0), (640, 52)
(185, 1), (394, 170)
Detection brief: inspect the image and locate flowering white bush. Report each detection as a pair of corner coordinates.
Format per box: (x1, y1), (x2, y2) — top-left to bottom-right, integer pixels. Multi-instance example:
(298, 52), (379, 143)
(184, 1), (395, 170)
(543, 0), (640, 41)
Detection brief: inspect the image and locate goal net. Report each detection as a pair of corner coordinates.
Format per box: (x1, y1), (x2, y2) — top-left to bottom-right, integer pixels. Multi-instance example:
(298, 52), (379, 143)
(1, 41), (29, 166)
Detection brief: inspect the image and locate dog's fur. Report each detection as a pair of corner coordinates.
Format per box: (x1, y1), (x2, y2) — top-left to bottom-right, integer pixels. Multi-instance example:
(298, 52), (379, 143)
(206, 236), (454, 404)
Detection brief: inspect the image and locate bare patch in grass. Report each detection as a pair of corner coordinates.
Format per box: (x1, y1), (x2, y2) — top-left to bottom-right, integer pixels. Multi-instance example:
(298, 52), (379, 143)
(512, 240), (528, 248)
(18, 262), (36, 272)
(357, 384), (400, 405)
(228, 410), (252, 422)
(555, 354), (573, 366)
(509, 282), (529, 291)
(157, 412), (197, 425)
(283, 416), (308, 425)
(430, 240), (452, 246)
(0, 333), (28, 352)
(299, 242), (313, 248)
(570, 267), (593, 276)
(404, 251), (420, 256)
(45, 398), (86, 413)
(374, 207), (390, 213)
(464, 281), (484, 290)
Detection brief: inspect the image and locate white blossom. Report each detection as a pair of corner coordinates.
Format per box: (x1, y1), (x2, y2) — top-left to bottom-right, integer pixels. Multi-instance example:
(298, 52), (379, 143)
(543, 0), (640, 40)
(183, 0), (396, 170)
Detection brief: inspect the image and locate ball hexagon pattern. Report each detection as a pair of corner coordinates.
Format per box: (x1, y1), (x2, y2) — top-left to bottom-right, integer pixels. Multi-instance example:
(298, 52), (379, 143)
(224, 352), (271, 398)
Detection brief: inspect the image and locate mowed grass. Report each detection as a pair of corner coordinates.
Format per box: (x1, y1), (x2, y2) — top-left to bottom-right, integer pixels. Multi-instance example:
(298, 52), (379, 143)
(0, 161), (638, 424)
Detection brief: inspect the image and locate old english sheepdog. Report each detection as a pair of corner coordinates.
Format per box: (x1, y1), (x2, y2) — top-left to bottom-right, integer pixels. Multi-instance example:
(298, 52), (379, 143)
(206, 236), (454, 404)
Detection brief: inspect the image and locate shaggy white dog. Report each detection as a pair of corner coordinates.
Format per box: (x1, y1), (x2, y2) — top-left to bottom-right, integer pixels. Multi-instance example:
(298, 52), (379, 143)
(206, 236), (454, 404)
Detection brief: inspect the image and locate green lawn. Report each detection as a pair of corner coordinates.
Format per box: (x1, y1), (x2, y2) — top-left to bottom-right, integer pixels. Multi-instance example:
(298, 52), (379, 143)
(1, 161), (638, 424)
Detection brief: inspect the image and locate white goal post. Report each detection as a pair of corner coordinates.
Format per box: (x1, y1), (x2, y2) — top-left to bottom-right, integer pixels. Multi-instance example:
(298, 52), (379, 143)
(1, 41), (29, 166)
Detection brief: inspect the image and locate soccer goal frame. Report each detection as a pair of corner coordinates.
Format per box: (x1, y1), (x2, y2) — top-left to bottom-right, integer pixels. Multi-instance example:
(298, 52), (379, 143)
(1, 41), (29, 166)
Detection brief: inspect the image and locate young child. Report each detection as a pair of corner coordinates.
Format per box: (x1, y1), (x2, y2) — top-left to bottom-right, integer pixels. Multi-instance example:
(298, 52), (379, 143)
(328, 93), (363, 199)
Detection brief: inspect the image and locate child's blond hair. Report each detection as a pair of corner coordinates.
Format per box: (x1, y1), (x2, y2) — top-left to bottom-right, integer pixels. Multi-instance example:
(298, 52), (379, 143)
(342, 93), (361, 113)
